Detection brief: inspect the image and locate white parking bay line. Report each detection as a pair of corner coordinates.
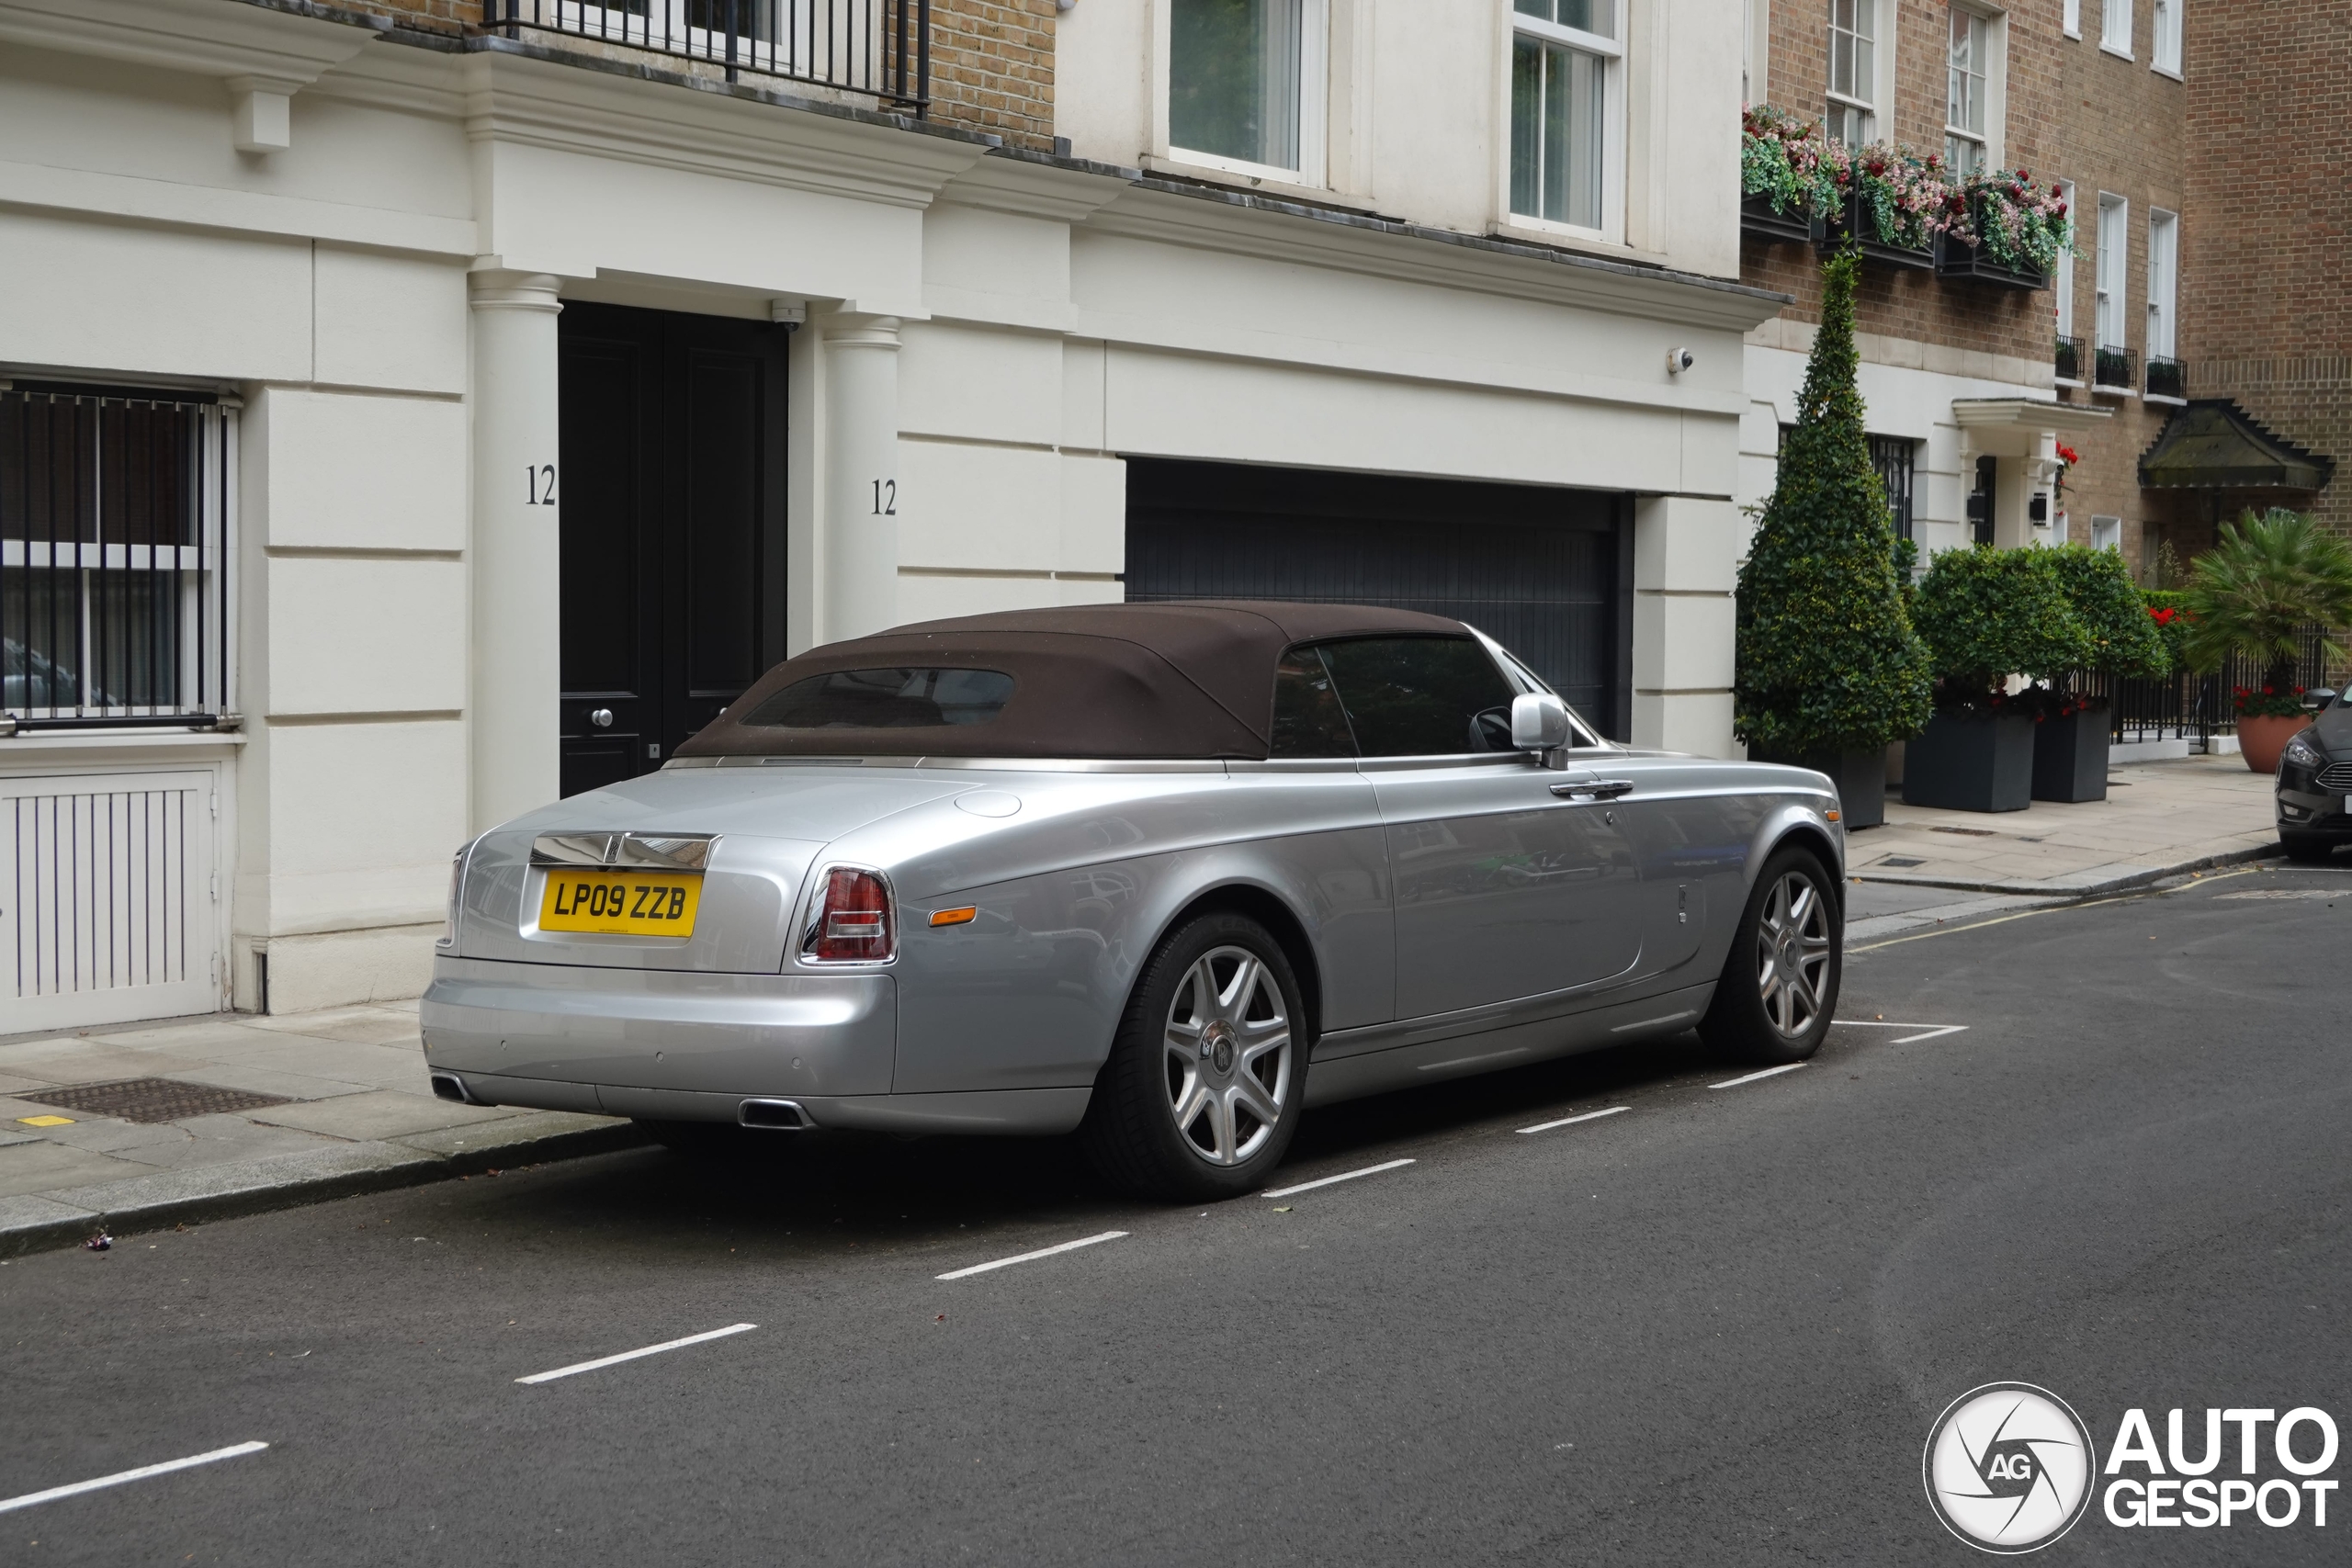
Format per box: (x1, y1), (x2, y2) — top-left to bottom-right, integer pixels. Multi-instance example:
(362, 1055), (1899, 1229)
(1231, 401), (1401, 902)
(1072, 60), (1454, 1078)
(1709, 1063), (1807, 1089)
(515, 1323), (757, 1385)
(0, 1441), (269, 1516)
(1518, 1106), (1630, 1135)
(936, 1230), (1129, 1282)
(1890, 1024), (1969, 1044)
(1261, 1157), (1415, 1199)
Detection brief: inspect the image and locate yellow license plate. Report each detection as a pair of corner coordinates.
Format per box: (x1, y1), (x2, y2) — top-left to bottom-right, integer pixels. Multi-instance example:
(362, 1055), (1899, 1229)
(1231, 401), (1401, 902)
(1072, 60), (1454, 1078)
(538, 870), (702, 937)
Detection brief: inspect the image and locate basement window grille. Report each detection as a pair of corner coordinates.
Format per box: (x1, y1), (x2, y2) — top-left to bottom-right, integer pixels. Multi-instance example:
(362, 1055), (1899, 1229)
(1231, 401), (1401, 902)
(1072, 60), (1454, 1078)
(1, 383), (237, 730)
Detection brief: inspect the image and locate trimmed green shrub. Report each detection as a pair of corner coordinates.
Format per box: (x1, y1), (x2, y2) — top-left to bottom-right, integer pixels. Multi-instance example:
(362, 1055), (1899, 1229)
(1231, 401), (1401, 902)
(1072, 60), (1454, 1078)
(1913, 545), (2095, 699)
(2046, 544), (2168, 677)
(1735, 249), (1934, 757)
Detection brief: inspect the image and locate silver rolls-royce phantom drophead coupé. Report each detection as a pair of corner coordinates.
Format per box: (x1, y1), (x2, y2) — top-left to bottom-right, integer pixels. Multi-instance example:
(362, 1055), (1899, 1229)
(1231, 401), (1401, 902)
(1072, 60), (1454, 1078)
(421, 603), (1846, 1199)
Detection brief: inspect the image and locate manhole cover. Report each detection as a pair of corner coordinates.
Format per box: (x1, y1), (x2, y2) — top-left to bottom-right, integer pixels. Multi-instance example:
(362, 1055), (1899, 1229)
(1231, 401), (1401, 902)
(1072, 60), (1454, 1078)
(1879, 855), (1928, 867)
(18, 1078), (291, 1124)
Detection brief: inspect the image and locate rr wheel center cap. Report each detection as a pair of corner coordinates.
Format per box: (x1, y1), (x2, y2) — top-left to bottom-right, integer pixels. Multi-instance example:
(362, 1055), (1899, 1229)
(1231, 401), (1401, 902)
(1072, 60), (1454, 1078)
(1200, 1020), (1238, 1076)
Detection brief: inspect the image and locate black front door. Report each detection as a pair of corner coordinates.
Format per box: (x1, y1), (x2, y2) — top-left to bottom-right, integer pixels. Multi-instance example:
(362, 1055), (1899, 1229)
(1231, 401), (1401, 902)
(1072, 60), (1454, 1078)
(557, 303), (788, 797)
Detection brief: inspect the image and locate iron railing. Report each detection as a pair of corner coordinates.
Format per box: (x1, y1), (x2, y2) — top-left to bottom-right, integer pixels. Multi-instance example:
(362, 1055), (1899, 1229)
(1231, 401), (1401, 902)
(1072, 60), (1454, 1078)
(1, 385), (236, 730)
(2146, 355), (2186, 400)
(2054, 334), (2085, 383)
(483, 0), (930, 106)
(2093, 344), (2137, 391)
(2072, 625), (2337, 748)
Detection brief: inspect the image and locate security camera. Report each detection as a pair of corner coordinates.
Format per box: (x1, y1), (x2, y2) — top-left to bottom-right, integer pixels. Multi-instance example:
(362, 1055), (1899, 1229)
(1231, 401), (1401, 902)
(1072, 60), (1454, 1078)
(1668, 347), (1695, 374)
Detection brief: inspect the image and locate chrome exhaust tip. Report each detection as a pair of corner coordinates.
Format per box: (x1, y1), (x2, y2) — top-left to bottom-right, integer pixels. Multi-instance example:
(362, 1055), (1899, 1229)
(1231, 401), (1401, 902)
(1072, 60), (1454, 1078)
(429, 1071), (476, 1105)
(738, 1098), (812, 1131)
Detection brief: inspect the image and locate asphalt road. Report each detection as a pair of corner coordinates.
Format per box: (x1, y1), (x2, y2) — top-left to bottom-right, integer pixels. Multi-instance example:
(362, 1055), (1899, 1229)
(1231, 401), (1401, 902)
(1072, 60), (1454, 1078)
(4, 861), (2347, 1565)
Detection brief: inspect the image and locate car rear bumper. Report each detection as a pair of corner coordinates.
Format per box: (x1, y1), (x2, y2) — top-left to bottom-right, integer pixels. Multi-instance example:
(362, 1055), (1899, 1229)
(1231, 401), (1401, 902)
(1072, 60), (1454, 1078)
(420, 956), (1089, 1134)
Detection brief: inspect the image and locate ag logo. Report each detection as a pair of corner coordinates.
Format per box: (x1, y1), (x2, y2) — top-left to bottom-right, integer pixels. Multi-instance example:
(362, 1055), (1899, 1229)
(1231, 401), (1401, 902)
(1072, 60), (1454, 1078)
(1923, 1383), (2098, 1553)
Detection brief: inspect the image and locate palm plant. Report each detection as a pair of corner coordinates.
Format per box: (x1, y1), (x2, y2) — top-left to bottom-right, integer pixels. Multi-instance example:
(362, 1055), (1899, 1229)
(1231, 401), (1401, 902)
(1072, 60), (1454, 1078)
(2180, 510), (2352, 687)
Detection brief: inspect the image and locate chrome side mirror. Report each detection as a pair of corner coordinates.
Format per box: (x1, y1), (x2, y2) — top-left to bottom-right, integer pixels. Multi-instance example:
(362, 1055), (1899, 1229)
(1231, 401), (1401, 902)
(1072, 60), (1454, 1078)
(1510, 692), (1571, 751)
(2301, 688), (2338, 712)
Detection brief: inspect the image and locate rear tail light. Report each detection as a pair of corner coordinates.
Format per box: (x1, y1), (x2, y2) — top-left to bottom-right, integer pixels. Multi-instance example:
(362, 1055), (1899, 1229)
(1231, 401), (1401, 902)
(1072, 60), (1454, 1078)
(804, 867), (896, 963)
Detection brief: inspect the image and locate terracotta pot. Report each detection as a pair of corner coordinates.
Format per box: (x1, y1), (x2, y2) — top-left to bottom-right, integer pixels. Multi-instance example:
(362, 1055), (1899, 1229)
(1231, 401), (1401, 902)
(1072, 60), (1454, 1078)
(2235, 713), (2305, 774)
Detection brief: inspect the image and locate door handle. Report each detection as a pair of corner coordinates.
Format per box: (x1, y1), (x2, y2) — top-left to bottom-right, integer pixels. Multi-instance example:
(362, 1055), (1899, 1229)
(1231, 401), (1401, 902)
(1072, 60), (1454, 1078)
(1550, 779), (1634, 800)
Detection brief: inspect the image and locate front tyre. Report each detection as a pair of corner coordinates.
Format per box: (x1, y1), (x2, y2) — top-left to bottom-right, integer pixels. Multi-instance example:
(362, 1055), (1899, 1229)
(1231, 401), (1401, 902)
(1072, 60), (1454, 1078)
(1698, 847), (1842, 1066)
(1081, 912), (1307, 1201)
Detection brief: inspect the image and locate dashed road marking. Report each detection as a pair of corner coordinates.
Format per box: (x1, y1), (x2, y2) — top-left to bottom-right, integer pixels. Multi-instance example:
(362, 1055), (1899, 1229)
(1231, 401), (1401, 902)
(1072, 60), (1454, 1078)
(0, 1442), (269, 1515)
(1517, 1106), (1630, 1135)
(1261, 1158), (1416, 1199)
(936, 1230), (1128, 1281)
(516, 1323), (757, 1384)
(1709, 1063), (1806, 1089)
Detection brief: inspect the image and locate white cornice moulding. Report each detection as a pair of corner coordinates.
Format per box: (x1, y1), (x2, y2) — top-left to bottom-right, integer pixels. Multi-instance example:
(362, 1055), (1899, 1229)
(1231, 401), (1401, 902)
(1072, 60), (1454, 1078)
(1087, 186), (1784, 333)
(457, 51), (992, 210)
(936, 154), (1135, 225)
(0, 156), (480, 256)
(0, 0), (379, 152)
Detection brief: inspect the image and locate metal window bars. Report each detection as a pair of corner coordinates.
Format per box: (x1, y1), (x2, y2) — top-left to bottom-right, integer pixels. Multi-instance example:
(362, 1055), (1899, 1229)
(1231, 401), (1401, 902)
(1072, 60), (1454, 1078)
(2092, 344), (2137, 392)
(2145, 356), (2186, 400)
(1, 385), (237, 731)
(483, 0), (930, 106)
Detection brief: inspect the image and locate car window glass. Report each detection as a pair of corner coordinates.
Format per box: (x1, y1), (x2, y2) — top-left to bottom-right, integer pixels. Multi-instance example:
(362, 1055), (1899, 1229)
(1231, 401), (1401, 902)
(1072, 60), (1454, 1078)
(1314, 637), (1518, 756)
(1270, 647), (1357, 757)
(740, 668), (1013, 728)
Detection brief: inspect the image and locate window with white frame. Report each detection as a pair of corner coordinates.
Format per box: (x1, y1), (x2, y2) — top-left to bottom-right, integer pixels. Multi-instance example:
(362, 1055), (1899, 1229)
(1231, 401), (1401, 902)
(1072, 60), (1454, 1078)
(1, 386), (236, 724)
(1510, 1), (1621, 233)
(2152, 0), (2180, 73)
(2101, 0), (2132, 56)
(2095, 193), (2128, 349)
(2091, 515), (2122, 552)
(1945, 7), (1993, 175)
(1826, 0), (1879, 148)
(2064, 0), (2081, 38)
(2053, 179), (2078, 350)
(1168, 0), (1329, 180)
(2146, 209), (2178, 360)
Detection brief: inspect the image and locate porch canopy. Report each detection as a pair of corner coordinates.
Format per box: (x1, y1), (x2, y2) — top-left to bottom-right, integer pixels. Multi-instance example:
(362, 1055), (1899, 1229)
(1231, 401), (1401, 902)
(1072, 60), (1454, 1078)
(2138, 399), (2335, 491)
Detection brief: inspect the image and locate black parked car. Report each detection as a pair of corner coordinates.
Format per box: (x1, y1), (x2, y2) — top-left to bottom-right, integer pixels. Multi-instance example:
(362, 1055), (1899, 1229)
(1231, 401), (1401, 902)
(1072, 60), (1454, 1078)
(2276, 687), (2352, 862)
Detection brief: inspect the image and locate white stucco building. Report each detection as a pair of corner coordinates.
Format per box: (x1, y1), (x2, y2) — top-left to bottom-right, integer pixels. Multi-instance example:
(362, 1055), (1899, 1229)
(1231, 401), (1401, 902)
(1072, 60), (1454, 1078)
(0, 0), (1781, 1032)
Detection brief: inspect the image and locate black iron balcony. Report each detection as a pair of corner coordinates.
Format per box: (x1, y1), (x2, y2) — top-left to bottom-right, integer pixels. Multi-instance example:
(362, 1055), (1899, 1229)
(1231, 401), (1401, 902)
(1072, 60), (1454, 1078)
(2146, 356), (2186, 401)
(2054, 334), (2085, 384)
(484, 0), (929, 107)
(2093, 344), (2137, 393)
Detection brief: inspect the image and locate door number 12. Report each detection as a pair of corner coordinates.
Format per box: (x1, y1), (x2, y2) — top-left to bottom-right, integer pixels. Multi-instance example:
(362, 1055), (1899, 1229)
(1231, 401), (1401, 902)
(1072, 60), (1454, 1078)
(526, 464), (557, 506)
(871, 479), (897, 515)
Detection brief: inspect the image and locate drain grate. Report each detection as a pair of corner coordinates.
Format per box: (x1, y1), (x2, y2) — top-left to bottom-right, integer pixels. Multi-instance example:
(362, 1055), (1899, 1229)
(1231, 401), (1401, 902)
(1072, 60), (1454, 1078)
(1928, 825), (1998, 837)
(18, 1077), (292, 1125)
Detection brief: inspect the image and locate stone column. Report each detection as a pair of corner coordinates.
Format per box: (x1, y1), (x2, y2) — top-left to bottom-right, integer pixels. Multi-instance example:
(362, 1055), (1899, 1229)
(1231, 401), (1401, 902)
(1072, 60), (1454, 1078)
(467, 269), (563, 831)
(1632, 495), (1737, 757)
(820, 310), (902, 643)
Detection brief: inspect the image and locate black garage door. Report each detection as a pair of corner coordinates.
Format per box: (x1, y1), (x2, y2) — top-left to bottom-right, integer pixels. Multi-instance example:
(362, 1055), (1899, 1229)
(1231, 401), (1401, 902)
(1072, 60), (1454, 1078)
(1124, 459), (1633, 739)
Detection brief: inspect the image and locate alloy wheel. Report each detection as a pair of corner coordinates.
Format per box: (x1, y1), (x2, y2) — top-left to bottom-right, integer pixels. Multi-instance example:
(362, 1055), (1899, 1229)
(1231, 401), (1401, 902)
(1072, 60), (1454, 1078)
(1753, 871), (1832, 1040)
(1162, 944), (1293, 1166)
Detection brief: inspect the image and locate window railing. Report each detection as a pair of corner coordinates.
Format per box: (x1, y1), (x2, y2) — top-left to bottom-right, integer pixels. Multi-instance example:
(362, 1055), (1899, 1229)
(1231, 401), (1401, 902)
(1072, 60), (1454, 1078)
(2054, 334), (2085, 383)
(2, 385), (236, 730)
(483, 0), (929, 107)
(2093, 344), (2137, 391)
(2145, 356), (2185, 400)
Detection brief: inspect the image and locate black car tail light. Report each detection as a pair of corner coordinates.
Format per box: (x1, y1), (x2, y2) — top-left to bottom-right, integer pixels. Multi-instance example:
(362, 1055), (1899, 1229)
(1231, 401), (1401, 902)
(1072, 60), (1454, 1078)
(805, 867), (895, 963)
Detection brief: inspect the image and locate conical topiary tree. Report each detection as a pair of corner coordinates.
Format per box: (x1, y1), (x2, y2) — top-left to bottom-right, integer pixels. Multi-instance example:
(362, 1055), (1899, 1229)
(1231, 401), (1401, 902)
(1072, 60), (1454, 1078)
(1736, 248), (1934, 761)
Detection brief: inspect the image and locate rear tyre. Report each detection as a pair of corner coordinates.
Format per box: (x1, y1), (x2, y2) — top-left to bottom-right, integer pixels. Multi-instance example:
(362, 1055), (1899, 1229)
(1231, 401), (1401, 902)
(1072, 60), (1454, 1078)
(1697, 846), (1842, 1066)
(1080, 912), (1308, 1201)
(2280, 834), (2337, 864)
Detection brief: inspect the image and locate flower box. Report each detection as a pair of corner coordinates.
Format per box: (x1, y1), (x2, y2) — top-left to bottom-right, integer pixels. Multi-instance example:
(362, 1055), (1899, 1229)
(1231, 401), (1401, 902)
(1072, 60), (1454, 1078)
(1903, 709), (2036, 812)
(1820, 188), (1935, 270)
(1740, 191), (1822, 245)
(2030, 705), (2110, 802)
(1936, 231), (2045, 290)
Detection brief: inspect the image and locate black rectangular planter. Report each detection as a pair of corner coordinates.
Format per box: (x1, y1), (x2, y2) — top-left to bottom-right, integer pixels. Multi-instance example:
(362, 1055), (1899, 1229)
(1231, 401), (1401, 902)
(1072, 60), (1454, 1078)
(1935, 233), (2045, 290)
(1740, 191), (1822, 245)
(1903, 710), (2036, 812)
(1820, 190), (1935, 269)
(2030, 707), (2110, 802)
(1754, 746), (1887, 828)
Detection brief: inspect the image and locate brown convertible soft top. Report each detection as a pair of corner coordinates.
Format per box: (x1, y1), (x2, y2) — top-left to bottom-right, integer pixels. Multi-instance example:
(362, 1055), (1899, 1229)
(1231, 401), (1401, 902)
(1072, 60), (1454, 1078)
(674, 601), (1474, 760)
